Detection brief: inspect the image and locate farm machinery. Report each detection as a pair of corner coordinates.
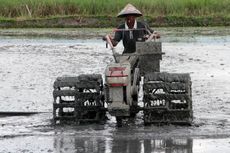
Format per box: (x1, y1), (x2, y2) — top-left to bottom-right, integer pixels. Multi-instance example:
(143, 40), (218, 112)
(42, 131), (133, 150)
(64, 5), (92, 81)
(52, 37), (193, 126)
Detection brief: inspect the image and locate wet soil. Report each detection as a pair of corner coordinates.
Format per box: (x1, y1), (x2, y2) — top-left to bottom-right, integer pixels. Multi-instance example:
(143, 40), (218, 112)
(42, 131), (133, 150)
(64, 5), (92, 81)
(0, 27), (230, 152)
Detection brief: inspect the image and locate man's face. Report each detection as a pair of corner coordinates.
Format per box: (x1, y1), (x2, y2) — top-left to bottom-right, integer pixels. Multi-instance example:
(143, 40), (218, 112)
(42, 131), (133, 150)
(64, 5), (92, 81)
(125, 15), (136, 28)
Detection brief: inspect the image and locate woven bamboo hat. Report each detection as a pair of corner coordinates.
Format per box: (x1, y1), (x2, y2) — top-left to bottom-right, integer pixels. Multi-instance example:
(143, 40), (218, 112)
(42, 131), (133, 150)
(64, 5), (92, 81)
(117, 3), (142, 18)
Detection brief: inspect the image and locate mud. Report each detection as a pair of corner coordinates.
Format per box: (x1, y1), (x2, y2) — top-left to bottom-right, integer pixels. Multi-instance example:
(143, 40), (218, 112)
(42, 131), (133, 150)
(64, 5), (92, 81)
(0, 27), (230, 152)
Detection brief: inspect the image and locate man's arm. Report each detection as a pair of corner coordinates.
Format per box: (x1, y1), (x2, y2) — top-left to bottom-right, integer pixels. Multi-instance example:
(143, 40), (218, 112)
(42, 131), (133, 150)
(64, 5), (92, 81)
(143, 22), (154, 34)
(103, 26), (123, 47)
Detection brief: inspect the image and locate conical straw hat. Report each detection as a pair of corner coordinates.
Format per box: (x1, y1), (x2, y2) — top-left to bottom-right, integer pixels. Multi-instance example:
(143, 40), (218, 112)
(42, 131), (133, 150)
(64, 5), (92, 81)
(117, 3), (142, 18)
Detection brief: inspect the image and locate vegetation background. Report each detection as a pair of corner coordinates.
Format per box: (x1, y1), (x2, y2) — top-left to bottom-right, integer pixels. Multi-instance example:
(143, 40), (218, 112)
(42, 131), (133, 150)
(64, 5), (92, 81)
(0, 0), (229, 27)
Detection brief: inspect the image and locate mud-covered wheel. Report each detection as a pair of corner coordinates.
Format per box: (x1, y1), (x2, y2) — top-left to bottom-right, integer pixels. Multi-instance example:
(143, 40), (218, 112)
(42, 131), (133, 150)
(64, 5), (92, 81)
(143, 72), (193, 125)
(53, 74), (106, 124)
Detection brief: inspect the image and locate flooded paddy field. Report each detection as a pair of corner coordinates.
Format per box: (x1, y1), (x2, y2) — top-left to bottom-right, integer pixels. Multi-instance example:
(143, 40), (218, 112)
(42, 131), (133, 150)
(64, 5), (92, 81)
(0, 27), (230, 152)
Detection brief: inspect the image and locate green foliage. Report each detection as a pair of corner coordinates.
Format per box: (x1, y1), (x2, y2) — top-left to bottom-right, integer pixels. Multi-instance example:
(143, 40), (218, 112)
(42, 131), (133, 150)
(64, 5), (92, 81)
(0, 0), (229, 18)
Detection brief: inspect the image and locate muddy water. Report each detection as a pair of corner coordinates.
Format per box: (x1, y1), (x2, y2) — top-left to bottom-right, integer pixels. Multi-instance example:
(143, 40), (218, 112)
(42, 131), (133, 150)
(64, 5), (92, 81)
(0, 27), (230, 152)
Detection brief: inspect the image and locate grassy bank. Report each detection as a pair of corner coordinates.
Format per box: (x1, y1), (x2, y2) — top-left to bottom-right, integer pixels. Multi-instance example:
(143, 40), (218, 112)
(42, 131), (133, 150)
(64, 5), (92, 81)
(0, 15), (229, 28)
(0, 0), (229, 27)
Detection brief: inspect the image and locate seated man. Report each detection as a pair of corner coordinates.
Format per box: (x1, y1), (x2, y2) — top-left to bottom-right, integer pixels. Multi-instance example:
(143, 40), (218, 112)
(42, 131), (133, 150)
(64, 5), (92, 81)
(108, 3), (160, 54)
(105, 4), (160, 66)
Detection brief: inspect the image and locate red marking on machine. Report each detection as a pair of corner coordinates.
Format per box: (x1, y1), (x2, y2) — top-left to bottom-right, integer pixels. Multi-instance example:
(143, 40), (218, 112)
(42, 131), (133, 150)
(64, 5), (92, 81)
(109, 67), (128, 77)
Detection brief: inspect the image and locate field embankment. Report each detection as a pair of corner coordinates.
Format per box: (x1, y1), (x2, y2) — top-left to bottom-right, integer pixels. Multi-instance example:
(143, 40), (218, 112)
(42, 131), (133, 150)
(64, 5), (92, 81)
(0, 0), (230, 27)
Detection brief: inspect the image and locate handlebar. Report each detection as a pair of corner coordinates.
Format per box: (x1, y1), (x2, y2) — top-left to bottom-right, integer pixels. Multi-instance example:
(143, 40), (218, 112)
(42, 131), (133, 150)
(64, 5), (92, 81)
(105, 35), (118, 63)
(103, 30), (160, 62)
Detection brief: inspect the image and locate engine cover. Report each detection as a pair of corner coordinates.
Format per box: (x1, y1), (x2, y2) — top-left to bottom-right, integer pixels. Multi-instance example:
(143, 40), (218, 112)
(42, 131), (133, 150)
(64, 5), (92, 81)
(105, 62), (132, 117)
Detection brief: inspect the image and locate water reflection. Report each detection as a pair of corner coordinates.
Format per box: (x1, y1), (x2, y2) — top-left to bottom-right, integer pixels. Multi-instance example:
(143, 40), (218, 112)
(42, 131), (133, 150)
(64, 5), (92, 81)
(54, 136), (192, 153)
(54, 136), (107, 153)
(111, 138), (192, 153)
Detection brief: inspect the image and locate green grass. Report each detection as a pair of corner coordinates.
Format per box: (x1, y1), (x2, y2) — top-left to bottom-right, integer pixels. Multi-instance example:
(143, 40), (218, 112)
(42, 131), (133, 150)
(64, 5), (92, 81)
(0, 0), (229, 18)
(0, 0), (229, 27)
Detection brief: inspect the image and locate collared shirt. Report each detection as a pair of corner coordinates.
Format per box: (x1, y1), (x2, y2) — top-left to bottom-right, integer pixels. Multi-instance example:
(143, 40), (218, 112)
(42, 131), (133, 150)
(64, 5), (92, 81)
(125, 20), (137, 39)
(114, 21), (153, 54)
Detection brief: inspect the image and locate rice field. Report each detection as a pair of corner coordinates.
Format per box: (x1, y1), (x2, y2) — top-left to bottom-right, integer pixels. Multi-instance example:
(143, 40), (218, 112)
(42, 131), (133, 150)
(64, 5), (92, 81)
(0, 0), (229, 18)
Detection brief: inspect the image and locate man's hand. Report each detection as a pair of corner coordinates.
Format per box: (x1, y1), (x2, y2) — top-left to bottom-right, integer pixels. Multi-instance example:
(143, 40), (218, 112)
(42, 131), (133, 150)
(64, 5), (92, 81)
(146, 32), (161, 42)
(102, 34), (112, 41)
(154, 32), (161, 39)
(144, 32), (160, 41)
(102, 35), (109, 41)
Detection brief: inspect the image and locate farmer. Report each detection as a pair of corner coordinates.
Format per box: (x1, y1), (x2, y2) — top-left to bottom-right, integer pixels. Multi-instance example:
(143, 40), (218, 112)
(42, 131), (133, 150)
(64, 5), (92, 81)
(105, 3), (160, 54)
